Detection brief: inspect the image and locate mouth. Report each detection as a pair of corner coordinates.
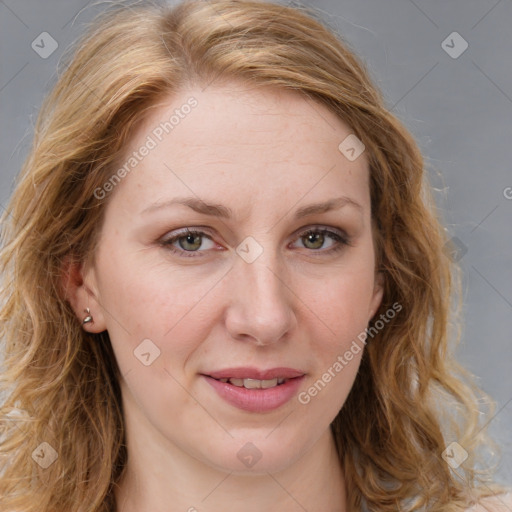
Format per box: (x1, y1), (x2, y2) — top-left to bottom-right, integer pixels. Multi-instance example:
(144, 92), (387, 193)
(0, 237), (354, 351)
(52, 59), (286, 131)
(201, 367), (306, 412)
(213, 377), (289, 389)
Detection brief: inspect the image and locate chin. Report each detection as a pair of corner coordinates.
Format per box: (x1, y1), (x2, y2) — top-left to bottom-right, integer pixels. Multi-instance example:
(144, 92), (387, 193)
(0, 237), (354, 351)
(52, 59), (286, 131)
(195, 429), (312, 475)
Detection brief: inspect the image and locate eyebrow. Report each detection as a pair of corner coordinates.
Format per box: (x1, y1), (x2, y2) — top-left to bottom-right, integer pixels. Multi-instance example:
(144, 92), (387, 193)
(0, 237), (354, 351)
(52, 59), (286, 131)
(141, 196), (363, 219)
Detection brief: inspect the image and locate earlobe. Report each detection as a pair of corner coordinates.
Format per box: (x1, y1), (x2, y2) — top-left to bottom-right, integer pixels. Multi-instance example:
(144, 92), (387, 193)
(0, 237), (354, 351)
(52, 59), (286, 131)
(60, 255), (107, 333)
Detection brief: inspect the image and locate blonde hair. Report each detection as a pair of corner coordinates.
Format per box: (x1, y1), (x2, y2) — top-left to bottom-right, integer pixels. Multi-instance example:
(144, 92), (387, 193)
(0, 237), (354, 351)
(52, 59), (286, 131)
(0, 1), (508, 510)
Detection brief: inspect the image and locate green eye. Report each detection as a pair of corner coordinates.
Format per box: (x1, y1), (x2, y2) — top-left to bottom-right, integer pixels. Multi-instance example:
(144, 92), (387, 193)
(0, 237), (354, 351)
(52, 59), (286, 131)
(295, 228), (349, 253)
(160, 229), (214, 257)
(160, 226), (350, 258)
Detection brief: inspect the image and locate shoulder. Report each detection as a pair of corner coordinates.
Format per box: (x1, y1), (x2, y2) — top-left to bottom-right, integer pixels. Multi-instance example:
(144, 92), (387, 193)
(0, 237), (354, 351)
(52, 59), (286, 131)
(465, 492), (512, 511)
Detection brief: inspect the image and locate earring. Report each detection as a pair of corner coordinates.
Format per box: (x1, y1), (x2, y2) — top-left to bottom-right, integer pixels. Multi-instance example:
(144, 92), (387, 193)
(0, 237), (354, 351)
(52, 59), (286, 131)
(82, 307), (93, 325)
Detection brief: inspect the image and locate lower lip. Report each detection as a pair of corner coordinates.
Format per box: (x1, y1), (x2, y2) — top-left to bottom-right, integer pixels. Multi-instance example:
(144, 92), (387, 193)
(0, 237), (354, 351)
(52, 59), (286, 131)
(202, 375), (305, 413)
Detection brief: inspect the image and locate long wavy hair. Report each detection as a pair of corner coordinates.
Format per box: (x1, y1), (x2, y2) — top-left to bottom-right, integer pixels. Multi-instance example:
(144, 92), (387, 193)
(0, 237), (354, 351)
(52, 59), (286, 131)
(0, 1), (508, 511)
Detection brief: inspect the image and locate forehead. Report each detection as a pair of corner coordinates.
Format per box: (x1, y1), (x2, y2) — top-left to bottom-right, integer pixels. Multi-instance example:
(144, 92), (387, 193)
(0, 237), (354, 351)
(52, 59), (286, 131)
(108, 82), (370, 215)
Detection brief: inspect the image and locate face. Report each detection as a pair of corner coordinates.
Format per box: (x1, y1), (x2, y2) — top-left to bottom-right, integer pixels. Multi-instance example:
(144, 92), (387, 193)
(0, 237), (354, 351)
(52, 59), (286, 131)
(75, 82), (383, 475)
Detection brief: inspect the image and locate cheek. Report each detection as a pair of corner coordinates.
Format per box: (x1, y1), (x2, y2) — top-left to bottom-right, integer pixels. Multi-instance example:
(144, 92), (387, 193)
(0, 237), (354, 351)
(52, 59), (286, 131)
(95, 255), (210, 426)
(311, 261), (376, 341)
(302, 248), (376, 399)
(95, 247), (221, 374)
(298, 273), (372, 419)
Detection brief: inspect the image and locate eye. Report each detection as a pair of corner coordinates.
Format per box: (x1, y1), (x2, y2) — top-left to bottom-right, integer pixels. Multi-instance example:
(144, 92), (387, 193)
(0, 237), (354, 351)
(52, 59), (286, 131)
(158, 226), (350, 258)
(291, 227), (350, 254)
(159, 229), (216, 257)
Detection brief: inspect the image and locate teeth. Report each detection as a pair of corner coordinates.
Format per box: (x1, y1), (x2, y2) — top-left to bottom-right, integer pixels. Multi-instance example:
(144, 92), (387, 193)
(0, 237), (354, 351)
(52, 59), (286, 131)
(220, 377), (287, 389)
(245, 378), (277, 389)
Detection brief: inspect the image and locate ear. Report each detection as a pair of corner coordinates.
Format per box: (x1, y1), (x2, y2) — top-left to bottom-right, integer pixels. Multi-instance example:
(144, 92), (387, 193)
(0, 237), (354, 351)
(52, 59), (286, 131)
(60, 254), (107, 333)
(368, 271), (384, 322)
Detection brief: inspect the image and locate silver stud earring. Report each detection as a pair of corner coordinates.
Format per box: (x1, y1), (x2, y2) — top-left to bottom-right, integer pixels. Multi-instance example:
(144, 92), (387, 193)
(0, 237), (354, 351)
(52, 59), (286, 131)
(82, 308), (93, 325)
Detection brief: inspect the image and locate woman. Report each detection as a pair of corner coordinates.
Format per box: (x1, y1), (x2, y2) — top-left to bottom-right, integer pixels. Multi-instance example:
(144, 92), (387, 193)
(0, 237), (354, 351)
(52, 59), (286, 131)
(0, 1), (510, 511)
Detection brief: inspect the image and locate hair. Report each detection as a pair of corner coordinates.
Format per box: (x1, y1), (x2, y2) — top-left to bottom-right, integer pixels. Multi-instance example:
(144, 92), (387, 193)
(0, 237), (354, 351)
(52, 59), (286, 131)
(0, 1), (509, 511)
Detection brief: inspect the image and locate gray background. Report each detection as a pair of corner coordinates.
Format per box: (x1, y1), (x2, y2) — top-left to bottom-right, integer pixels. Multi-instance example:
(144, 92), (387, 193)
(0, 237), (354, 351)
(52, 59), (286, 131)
(1, 0), (511, 487)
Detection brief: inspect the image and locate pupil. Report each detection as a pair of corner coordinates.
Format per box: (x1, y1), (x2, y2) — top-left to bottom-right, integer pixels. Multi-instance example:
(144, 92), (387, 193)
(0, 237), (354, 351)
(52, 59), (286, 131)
(181, 233), (201, 251)
(306, 232), (323, 249)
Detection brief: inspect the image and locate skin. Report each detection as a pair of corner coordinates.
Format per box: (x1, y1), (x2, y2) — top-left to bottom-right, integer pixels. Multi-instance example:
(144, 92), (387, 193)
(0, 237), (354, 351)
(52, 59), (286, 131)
(64, 82), (383, 512)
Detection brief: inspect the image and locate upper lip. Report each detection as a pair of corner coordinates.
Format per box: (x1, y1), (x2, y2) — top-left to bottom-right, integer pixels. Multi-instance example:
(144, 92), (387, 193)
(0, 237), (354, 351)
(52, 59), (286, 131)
(204, 367), (305, 380)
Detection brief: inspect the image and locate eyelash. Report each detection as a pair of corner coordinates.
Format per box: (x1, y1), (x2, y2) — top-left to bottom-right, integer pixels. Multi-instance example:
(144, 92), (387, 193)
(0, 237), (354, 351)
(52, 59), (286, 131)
(158, 226), (351, 258)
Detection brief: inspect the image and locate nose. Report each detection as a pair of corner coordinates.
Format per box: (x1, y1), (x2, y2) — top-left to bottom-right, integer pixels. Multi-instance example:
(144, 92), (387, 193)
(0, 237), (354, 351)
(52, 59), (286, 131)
(224, 250), (297, 346)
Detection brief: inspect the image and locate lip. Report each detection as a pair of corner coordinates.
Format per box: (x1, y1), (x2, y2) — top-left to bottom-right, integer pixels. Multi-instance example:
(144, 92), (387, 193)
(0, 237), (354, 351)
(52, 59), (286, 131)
(206, 367), (305, 380)
(202, 367), (306, 413)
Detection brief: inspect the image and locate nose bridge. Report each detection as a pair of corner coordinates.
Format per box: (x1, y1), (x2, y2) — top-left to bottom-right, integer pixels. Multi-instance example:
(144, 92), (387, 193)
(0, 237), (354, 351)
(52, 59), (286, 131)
(227, 236), (295, 343)
(245, 252), (284, 301)
(235, 232), (283, 288)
